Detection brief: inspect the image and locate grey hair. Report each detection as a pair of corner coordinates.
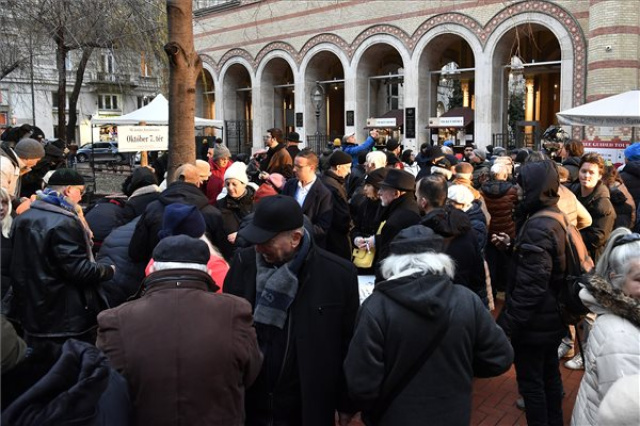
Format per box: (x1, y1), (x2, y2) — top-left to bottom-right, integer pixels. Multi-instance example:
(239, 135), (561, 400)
(596, 227), (640, 290)
(380, 252), (456, 281)
(366, 151), (387, 169)
(151, 261), (209, 273)
(490, 163), (509, 180)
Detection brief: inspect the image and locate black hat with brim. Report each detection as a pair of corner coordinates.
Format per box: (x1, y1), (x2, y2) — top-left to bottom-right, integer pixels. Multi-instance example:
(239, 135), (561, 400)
(239, 195), (303, 244)
(379, 169), (415, 192)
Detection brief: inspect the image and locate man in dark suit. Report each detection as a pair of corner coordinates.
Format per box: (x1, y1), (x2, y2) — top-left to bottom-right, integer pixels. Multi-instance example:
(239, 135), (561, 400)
(282, 149), (332, 248)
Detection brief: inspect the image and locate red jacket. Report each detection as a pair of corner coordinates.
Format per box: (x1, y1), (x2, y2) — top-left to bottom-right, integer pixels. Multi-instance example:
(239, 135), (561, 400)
(206, 159), (233, 203)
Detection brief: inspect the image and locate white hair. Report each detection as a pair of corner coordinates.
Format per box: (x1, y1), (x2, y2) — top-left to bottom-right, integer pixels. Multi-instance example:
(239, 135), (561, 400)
(151, 261), (209, 273)
(380, 252), (456, 281)
(596, 227), (640, 290)
(490, 163), (509, 180)
(1, 188), (12, 239)
(366, 151), (387, 169)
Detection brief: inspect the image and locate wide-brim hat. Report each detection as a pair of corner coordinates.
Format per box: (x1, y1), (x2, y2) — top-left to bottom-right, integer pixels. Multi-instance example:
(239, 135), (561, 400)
(379, 169), (415, 192)
(287, 132), (301, 143)
(239, 195), (303, 244)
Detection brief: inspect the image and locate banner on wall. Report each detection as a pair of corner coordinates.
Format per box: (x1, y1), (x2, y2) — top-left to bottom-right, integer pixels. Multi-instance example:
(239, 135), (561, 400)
(117, 126), (168, 152)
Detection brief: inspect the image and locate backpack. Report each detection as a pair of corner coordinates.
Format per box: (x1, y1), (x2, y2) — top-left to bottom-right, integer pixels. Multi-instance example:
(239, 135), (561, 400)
(530, 209), (594, 325)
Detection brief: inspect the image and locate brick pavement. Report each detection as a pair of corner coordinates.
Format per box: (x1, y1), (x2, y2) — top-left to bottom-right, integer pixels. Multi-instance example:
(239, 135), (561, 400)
(340, 298), (583, 426)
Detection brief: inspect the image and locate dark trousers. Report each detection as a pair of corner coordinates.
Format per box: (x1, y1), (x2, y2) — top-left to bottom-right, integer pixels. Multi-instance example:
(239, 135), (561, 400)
(513, 341), (563, 426)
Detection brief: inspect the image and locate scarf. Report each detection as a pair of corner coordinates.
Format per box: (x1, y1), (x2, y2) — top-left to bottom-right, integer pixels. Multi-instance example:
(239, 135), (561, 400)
(254, 230), (311, 329)
(36, 188), (94, 242)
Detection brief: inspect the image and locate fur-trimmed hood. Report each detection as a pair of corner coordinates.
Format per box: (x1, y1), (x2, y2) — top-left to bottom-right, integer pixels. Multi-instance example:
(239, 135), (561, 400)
(580, 274), (640, 328)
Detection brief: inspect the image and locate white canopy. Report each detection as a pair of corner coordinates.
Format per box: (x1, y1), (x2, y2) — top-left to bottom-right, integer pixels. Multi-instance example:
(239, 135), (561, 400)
(91, 94), (223, 128)
(556, 90), (640, 126)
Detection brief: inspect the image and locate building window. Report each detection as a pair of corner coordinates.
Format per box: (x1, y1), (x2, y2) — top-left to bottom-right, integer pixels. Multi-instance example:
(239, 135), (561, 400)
(52, 91), (69, 110)
(137, 95), (154, 109)
(140, 52), (151, 77)
(101, 52), (115, 74)
(98, 94), (119, 111)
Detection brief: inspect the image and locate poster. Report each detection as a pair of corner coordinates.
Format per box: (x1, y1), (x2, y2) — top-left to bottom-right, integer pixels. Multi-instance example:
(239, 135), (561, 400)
(117, 126), (168, 152)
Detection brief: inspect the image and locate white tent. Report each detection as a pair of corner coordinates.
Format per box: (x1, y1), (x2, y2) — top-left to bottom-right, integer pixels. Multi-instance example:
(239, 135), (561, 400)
(556, 90), (640, 126)
(91, 94), (223, 128)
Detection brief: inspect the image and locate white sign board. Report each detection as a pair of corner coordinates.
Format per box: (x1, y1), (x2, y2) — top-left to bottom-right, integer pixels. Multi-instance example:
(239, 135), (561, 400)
(429, 116), (465, 127)
(117, 126), (168, 152)
(367, 117), (397, 127)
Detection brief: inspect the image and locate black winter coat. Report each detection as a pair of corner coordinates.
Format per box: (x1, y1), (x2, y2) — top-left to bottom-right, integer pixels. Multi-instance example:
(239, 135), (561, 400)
(2, 339), (131, 426)
(562, 156), (581, 183)
(1, 234), (12, 299)
(96, 218), (146, 308)
(609, 180), (636, 229)
(121, 189), (160, 223)
(224, 243), (359, 426)
(570, 181), (616, 261)
(321, 171), (352, 260)
(619, 160), (640, 206)
(217, 186), (255, 256)
(344, 273), (513, 426)
(128, 181), (228, 262)
(282, 178), (333, 248)
(10, 201), (114, 338)
(84, 198), (126, 244)
(420, 206), (487, 305)
(374, 193), (421, 266)
(497, 160), (567, 344)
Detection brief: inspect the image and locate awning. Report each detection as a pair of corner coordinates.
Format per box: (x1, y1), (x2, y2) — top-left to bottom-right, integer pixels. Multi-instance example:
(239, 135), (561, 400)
(556, 91), (640, 126)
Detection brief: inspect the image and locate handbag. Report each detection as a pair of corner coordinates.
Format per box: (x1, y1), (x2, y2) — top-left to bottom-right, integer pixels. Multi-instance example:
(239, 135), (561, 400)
(352, 221), (386, 269)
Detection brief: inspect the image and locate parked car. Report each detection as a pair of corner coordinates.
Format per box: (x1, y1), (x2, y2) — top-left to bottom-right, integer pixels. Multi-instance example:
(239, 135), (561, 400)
(76, 142), (127, 163)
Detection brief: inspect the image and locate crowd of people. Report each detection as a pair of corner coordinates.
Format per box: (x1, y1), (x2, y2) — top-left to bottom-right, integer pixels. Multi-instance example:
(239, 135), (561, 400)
(1, 123), (640, 426)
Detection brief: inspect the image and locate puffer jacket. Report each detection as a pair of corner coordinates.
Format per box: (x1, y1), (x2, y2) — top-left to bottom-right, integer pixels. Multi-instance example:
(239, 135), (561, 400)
(421, 206), (487, 305)
(571, 275), (640, 426)
(96, 218), (146, 308)
(571, 181), (616, 261)
(497, 160), (567, 344)
(2, 339), (130, 426)
(619, 160), (640, 206)
(10, 200), (114, 337)
(129, 181), (228, 262)
(481, 180), (518, 239)
(344, 272), (513, 426)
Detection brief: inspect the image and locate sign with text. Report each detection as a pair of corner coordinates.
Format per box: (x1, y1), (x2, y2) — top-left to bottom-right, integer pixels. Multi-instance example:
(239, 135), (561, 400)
(428, 116), (464, 127)
(366, 117), (397, 127)
(405, 107), (415, 138)
(117, 126), (168, 152)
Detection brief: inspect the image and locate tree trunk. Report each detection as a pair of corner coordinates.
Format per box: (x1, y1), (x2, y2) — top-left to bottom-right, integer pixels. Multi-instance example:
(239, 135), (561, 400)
(164, 0), (201, 182)
(55, 27), (68, 142)
(66, 47), (93, 143)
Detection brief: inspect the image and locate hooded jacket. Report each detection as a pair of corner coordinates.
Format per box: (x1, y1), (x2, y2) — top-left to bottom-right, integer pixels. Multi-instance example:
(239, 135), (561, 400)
(570, 181), (616, 261)
(420, 206), (487, 305)
(571, 274), (640, 426)
(497, 160), (567, 343)
(344, 272), (513, 426)
(620, 160), (640, 206)
(128, 181), (228, 262)
(481, 180), (519, 239)
(562, 156), (581, 183)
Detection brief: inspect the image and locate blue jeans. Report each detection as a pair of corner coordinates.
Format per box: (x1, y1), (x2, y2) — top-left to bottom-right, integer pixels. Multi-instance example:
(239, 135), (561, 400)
(513, 340), (564, 426)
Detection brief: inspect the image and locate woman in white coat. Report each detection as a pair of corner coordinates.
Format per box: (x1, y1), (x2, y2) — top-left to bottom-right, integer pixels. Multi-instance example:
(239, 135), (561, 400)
(571, 227), (640, 426)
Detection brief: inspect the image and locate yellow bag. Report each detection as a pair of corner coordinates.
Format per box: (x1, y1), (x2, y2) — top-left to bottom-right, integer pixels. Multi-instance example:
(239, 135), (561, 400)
(352, 246), (375, 269)
(351, 221), (386, 269)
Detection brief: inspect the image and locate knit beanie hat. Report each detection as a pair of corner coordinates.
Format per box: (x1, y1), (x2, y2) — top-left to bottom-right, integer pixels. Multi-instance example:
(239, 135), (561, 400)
(158, 203), (206, 239)
(624, 142), (640, 161)
(223, 161), (249, 184)
(129, 167), (158, 194)
(153, 235), (210, 265)
(14, 138), (45, 159)
(213, 144), (231, 161)
(473, 148), (487, 162)
(329, 150), (353, 167)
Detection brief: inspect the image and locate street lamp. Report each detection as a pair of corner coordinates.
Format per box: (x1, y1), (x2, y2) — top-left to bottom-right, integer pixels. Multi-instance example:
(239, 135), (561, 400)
(310, 83), (324, 141)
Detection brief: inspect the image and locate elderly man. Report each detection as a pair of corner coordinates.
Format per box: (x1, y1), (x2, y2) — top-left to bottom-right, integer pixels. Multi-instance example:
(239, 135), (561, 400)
(282, 149), (332, 248)
(354, 169), (420, 274)
(10, 169), (114, 356)
(129, 163), (227, 262)
(322, 150), (353, 260)
(224, 194), (359, 426)
(98, 235), (262, 426)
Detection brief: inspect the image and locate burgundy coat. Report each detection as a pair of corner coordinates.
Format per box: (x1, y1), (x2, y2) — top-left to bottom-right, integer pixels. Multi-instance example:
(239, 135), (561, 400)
(481, 180), (519, 239)
(97, 268), (262, 426)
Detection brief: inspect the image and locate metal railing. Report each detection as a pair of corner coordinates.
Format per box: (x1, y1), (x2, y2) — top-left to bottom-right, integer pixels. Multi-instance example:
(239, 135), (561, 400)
(306, 133), (331, 155)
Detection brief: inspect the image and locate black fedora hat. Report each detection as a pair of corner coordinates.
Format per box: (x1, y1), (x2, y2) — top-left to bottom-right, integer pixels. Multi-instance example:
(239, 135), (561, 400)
(379, 169), (415, 192)
(239, 195), (303, 244)
(287, 132), (301, 143)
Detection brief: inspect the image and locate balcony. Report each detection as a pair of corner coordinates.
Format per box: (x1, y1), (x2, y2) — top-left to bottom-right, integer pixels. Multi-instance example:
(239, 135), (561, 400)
(87, 72), (137, 87)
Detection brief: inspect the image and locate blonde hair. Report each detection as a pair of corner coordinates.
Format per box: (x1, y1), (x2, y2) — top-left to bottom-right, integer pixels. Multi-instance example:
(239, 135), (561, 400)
(1, 188), (12, 239)
(380, 252), (456, 281)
